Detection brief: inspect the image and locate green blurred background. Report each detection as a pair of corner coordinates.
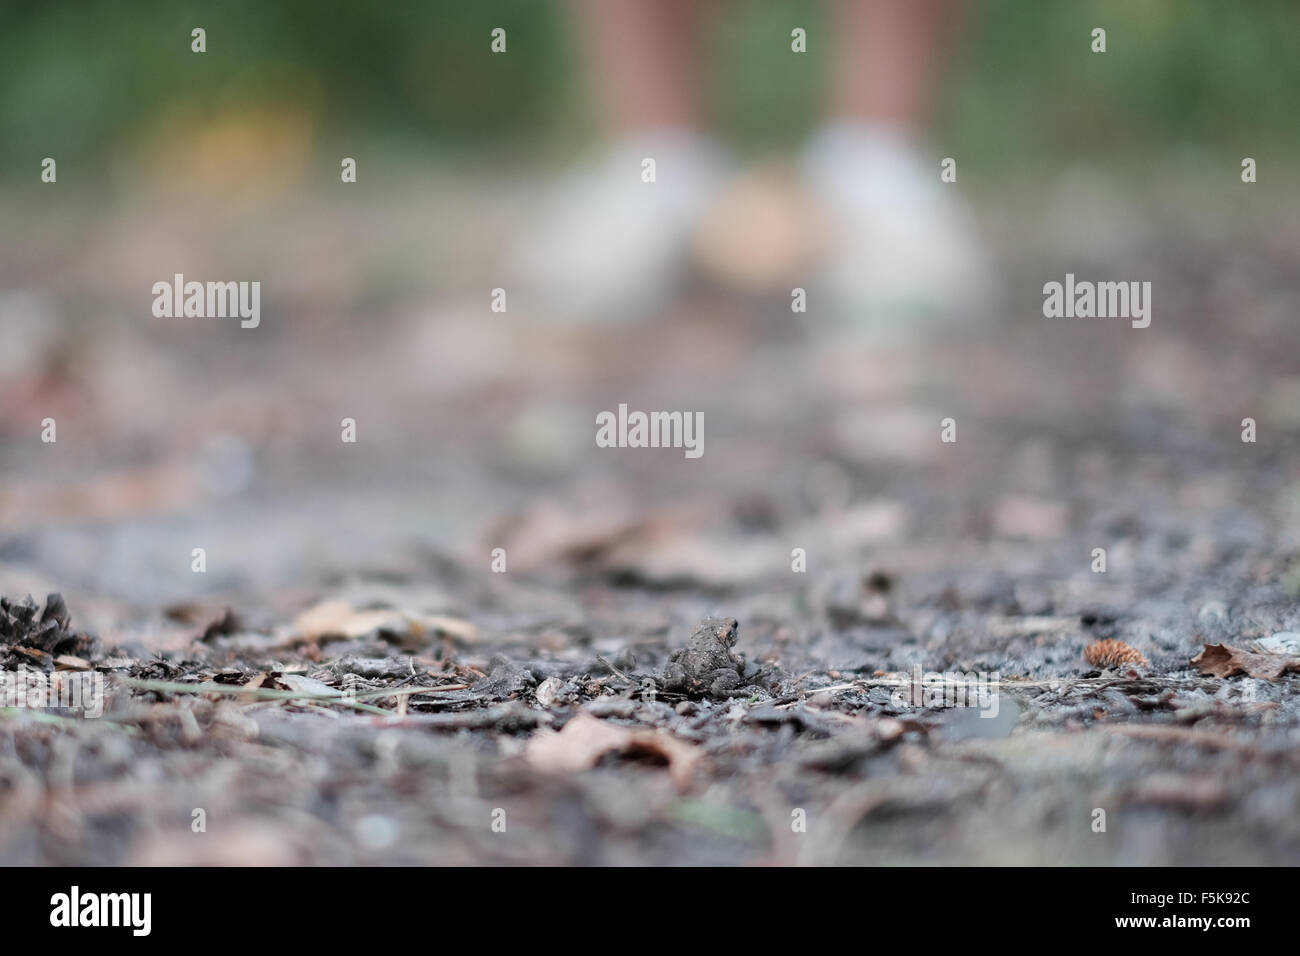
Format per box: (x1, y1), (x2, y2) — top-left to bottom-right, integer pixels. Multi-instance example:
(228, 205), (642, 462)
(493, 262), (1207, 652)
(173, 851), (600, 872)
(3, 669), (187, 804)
(3, 0), (1298, 186)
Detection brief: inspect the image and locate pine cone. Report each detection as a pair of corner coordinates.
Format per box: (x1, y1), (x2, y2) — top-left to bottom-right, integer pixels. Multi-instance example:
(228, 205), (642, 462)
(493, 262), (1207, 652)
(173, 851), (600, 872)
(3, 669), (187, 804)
(1, 593), (100, 659)
(1083, 638), (1149, 670)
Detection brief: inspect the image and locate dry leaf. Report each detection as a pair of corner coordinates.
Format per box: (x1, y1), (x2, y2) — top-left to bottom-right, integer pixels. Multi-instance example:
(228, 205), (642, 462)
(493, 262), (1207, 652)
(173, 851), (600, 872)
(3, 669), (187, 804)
(421, 614), (478, 644)
(272, 674), (343, 698)
(11, 646), (50, 665)
(293, 600), (407, 641)
(1084, 639), (1149, 669)
(603, 530), (772, 588)
(1191, 643), (1300, 680)
(526, 712), (702, 792)
(291, 599), (477, 647)
(488, 496), (645, 572)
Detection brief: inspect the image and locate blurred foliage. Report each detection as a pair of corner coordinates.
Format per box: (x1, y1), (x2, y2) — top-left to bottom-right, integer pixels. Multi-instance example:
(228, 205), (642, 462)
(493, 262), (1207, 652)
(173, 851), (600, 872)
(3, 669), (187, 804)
(1, 0), (1298, 184)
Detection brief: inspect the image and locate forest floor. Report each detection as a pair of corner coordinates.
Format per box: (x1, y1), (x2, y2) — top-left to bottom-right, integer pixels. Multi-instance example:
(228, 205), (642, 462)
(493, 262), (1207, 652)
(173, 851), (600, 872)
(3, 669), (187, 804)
(3, 174), (1300, 864)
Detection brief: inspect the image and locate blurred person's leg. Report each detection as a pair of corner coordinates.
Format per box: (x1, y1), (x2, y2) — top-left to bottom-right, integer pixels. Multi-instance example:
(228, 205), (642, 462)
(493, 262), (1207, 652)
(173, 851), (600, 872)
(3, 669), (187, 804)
(510, 0), (729, 320)
(571, 0), (698, 134)
(803, 0), (993, 332)
(831, 0), (952, 126)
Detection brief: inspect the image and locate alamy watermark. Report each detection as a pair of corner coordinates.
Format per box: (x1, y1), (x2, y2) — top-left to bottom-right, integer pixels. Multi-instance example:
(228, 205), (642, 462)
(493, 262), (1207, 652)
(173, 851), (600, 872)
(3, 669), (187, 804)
(152, 273), (261, 328)
(1042, 273), (1151, 328)
(595, 403), (703, 459)
(50, 886), (151, 936)
(1, 666), (104, 718)
(889, 664), (1001, 719)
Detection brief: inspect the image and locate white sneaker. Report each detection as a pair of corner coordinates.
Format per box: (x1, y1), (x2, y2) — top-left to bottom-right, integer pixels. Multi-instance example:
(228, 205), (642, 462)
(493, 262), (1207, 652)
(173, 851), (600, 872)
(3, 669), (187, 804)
(510, 129), (730, 321)
(800, 121), (995, 334)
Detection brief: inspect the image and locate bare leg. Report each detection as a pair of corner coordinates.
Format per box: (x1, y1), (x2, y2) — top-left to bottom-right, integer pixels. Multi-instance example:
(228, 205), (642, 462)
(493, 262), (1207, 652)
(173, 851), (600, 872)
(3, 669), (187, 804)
(510, 2), (726, 319)
(569, 0), (701, 134)
(803, 1), (992, 328)
(829, 0), (962, 130)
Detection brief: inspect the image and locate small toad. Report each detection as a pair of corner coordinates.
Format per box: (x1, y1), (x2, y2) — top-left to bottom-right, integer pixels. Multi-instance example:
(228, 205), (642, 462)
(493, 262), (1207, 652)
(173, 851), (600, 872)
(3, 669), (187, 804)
(661, 616), (753, 699)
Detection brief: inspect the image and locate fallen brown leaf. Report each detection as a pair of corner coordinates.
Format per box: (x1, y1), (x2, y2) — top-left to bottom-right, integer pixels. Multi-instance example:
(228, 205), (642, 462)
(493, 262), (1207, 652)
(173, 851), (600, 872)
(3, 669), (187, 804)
(291, 599), (477, 647)
(526, 712), (702, 792)
(1191, 643), (1300, 680)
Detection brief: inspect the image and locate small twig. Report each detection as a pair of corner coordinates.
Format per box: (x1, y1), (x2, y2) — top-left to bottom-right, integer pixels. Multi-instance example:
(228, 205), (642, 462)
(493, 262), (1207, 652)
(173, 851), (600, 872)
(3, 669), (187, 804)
(594, 655), (635, 685)
(115, 676), (391, 715)
(351, 683), (471, 701)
